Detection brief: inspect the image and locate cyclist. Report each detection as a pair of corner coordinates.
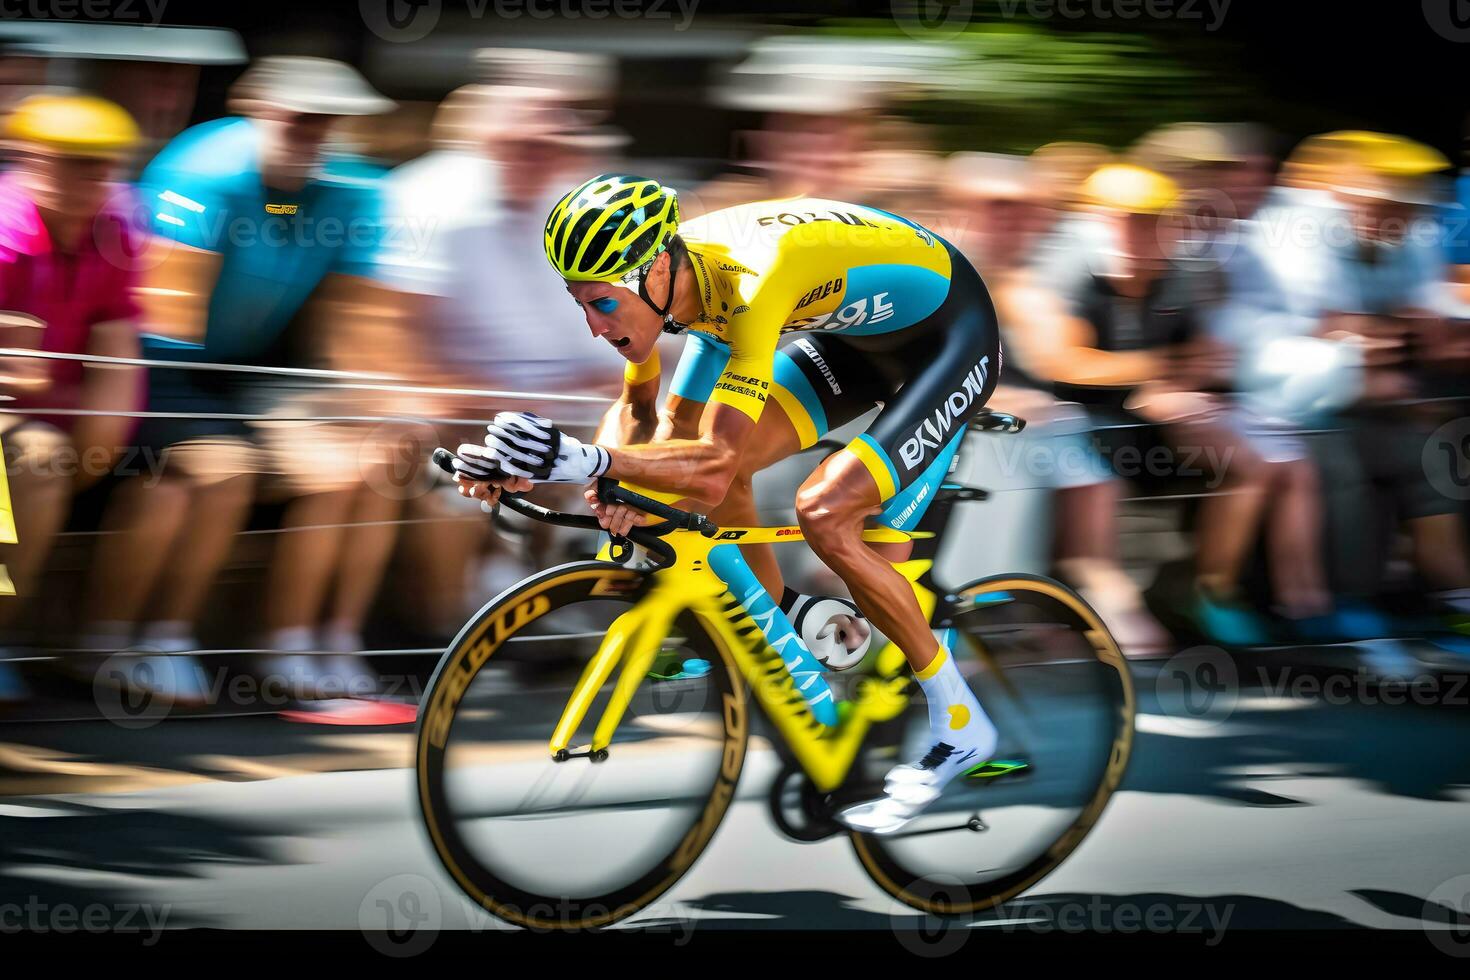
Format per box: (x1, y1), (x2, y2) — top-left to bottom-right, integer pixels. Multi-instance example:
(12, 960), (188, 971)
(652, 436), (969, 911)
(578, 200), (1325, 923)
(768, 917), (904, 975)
(454, 174), (1003, 833)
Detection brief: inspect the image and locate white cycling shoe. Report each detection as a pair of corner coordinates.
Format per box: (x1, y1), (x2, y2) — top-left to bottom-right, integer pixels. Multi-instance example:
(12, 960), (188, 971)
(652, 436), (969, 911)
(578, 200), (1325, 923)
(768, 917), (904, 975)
(838, 640), (997, 836)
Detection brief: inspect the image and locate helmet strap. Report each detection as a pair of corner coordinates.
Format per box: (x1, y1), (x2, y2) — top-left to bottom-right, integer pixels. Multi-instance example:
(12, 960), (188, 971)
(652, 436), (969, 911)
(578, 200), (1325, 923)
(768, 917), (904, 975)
(633, 243), (688, 335)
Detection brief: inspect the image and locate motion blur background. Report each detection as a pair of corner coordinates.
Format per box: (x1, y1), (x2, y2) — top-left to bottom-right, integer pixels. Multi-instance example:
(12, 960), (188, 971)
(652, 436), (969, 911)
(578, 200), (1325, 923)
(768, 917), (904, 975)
(1, 0), (1470, 937)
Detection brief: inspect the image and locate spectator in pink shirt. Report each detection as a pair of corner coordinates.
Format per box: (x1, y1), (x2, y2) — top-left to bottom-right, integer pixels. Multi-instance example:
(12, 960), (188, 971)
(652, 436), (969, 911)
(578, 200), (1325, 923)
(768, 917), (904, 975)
(0, 94), (144, 702)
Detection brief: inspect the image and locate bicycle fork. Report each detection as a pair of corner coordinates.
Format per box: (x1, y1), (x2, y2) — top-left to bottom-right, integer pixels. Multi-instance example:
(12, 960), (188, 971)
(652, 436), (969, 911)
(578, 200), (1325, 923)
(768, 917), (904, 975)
(547, 576), (692, 758)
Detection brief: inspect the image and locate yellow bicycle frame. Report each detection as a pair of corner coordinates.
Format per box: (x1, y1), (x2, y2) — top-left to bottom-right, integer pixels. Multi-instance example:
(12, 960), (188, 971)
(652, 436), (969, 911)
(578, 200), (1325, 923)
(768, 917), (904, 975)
(548, 522), (932, 793)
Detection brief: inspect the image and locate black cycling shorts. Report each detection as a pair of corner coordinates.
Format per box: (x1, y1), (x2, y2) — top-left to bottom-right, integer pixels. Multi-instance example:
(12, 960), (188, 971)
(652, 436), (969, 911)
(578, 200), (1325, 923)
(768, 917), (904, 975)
(674, 240), (1001, 529)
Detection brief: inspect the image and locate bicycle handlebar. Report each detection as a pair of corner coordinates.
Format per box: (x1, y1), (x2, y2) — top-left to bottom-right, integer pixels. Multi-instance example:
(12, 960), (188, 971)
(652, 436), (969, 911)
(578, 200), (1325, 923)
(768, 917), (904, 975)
(429, 447), (718, 567)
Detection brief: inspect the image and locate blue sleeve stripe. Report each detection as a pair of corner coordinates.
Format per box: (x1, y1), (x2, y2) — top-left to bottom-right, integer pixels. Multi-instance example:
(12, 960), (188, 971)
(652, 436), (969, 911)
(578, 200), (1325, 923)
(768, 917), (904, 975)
(668, 331), (730, 403)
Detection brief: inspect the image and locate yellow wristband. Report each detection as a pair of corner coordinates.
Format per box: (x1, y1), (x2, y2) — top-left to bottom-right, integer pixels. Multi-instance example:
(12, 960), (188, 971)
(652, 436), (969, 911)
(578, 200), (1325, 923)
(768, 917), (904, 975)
(623, 349), (661, 386)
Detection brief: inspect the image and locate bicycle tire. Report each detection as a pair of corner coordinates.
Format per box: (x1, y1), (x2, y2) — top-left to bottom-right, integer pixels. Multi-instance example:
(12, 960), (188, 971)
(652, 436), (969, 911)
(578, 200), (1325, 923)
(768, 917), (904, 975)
(850, 573), (1135, 915)
(416, 561), (748, 930)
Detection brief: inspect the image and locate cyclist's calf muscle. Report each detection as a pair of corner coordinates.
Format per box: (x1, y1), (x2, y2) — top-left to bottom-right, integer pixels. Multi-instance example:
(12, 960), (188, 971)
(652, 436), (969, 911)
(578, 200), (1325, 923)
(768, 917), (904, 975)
(797, 451), (940, 673)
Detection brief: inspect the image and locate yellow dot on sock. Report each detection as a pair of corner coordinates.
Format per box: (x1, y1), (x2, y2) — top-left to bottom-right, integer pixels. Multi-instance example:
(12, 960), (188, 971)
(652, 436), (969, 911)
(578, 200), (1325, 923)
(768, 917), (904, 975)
(948, 703), (970, 730)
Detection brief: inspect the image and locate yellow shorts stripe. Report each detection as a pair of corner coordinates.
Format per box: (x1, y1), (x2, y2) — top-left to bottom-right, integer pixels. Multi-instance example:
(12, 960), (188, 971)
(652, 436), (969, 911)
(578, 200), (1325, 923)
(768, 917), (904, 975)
(769, 382), (818, 449)
(846, 433), (898, 501)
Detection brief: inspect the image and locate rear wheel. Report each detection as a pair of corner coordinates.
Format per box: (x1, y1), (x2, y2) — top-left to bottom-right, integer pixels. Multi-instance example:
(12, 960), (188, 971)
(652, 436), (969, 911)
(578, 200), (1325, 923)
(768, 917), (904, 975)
(851, 574), (1134, 915)
(416, 562), (747, 930)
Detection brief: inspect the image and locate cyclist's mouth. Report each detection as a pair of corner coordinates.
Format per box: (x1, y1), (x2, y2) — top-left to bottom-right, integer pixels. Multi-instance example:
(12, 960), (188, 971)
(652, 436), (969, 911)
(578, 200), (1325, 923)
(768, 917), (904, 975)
(610, 336), (631, 350)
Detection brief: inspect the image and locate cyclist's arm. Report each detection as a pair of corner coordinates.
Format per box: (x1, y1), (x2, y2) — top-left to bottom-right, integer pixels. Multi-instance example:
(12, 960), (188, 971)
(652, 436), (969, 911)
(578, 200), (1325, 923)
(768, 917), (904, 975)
(603, 270), (797, 504)
(603, 398), (757, 506)
(596, 349), (661, 448)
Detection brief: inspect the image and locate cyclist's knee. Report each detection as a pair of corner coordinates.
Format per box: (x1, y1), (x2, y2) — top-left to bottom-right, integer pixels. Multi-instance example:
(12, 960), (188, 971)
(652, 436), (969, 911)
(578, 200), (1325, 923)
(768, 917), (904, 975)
(795, 479), (866, 557)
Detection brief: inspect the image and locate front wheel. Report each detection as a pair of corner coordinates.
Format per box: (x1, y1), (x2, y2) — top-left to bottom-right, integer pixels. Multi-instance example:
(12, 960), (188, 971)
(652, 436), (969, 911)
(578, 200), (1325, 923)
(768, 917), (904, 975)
(851, 573), (1135, 915)
(416, 561), (747, 930)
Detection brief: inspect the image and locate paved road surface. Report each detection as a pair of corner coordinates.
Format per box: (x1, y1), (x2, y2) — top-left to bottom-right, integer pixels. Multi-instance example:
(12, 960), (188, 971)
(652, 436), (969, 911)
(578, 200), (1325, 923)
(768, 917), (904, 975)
(1, 644), (1469, 952)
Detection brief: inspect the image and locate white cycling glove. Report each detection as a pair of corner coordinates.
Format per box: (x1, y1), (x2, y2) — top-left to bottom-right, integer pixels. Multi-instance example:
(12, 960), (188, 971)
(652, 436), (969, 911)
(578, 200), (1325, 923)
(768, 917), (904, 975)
(452, 442), (505, 482)
(480, 411), (611, 484)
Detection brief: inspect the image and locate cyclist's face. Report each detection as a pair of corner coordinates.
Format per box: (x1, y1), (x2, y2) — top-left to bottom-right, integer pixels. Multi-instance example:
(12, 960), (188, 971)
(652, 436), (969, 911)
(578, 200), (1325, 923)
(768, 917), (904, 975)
(566, 280), (659, 363)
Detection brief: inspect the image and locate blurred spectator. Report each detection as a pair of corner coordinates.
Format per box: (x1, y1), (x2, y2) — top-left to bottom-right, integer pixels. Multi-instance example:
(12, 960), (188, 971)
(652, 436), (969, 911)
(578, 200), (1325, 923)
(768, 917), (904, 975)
(1453, 115), (1470, 310)
(81, 57), (398, 703)
(854, 118), (947, 223)
(1009, 162), (1295, 645)
(945, 151), (1052, 273)
(473, 46), (619, 120)
(1029, 141), (1115, 215)
(950, 150), (1170, 655)
(1246, 132), (1470, 625)
(0, 95), (144, 701)
(0, 38), (49, 120)
(378, 83), (620, 399)
(693, 68), (877, 216)
(378, 80), (621, 634)
(1140, 121), (1345, 638)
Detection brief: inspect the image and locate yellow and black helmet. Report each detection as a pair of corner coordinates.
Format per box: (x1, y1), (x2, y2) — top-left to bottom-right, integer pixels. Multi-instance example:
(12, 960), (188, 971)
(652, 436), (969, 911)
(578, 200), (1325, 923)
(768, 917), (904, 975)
(544, 174), (679, 282)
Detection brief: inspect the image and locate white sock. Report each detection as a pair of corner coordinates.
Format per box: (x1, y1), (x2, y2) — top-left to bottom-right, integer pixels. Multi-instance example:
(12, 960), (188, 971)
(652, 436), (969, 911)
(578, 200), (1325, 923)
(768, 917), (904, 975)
(265, 627), (317, 652)
(318, 622), (363, 654)
(915, 645), (997, 758)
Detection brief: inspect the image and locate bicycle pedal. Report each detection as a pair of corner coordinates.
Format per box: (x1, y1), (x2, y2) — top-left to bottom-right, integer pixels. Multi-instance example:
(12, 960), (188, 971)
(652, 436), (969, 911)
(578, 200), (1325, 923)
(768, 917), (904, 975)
(963, 759), (1030, 781)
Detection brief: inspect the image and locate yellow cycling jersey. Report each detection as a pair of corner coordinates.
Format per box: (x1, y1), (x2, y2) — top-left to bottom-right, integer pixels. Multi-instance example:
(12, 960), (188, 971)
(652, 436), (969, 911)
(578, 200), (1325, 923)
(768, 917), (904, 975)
(669, 197), (954, 421)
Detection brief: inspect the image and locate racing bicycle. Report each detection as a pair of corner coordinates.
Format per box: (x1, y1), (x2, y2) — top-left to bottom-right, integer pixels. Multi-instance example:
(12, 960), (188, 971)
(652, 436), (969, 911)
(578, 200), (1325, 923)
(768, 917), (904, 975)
(416, 409), (1135, 930)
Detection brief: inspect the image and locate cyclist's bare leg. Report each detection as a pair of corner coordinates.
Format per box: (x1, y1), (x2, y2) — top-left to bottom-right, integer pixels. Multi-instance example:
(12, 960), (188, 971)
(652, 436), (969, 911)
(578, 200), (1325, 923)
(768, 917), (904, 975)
(795, 450), (937, 672)
(805, 447), (1000, 833)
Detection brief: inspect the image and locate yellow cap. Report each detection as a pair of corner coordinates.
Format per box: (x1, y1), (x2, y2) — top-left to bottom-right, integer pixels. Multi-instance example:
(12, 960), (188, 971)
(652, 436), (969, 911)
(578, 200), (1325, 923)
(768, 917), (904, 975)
(1283, 130), (1449, 191)
(6, 94), (141, 158)
(1356, 133), (1449, 177)
(1080, 163), (1179, 214)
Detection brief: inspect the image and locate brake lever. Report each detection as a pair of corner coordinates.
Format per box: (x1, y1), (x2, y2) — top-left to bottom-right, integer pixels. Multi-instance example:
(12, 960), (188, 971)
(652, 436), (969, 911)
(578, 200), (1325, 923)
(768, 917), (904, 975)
(596, 477), (719, 536)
